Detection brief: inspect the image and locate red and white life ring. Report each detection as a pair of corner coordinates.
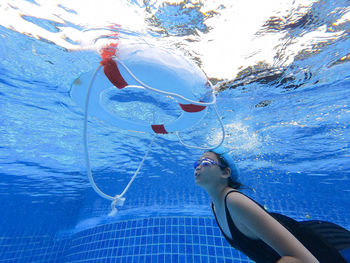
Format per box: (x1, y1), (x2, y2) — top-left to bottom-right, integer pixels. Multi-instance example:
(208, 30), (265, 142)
(71, 43), (215, 134)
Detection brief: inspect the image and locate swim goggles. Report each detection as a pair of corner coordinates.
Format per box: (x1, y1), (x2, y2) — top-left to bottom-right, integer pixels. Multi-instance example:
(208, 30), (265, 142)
(193, 158), (226, 169)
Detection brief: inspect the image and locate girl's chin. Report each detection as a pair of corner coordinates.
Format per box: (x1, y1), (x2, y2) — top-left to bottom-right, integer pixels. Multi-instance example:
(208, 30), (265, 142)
(194, 177), (205, 186)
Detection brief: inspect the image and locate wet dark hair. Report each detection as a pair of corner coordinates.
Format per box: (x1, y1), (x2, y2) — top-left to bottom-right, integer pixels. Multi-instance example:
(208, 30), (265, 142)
(208, 151), (245, 190)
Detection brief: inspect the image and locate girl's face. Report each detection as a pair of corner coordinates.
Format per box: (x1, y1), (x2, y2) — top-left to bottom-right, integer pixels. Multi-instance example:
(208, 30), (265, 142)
(194, 152), (224, 186)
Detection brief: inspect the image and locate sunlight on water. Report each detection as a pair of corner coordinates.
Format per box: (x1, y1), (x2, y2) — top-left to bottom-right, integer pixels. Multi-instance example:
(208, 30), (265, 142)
(2, 0), (349, 80)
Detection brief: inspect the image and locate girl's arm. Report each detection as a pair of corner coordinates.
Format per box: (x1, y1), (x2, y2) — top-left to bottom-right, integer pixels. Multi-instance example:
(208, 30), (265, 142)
(277, 256), (306, 263)
(226, 192), (319, 263)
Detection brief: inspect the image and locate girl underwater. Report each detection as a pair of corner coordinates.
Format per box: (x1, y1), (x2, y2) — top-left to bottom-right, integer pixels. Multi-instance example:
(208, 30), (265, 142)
(194, 149), (350, 263)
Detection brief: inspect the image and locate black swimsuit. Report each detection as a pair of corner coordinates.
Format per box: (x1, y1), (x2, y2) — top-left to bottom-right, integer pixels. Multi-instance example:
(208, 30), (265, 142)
(211, 190), (350, 263)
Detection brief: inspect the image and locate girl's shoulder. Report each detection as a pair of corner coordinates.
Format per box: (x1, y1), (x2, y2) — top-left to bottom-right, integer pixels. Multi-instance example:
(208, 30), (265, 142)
(225, 189), (266, 212)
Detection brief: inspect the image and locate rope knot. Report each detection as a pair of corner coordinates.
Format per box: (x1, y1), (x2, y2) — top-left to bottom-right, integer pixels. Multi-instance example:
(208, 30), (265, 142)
(109, 195), (126, 217)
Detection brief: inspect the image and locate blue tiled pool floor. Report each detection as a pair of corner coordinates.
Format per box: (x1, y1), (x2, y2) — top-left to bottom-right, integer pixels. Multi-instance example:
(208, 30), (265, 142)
(0, 216), (253, 263)
(0, 235), (69, 263)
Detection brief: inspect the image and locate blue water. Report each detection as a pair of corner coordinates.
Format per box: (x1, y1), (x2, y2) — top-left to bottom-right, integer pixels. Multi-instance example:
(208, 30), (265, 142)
(0, 0), (350, 262)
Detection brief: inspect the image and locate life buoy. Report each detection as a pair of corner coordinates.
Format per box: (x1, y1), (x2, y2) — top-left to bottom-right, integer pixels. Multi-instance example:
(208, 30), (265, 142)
(71, 43), (215, 134)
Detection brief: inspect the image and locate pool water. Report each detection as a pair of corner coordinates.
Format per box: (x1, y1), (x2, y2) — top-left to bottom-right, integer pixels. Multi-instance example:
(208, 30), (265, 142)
(0, 0), (349, 262)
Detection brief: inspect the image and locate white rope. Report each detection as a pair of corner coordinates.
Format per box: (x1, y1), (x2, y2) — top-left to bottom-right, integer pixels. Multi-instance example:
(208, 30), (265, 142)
(109, 134), (157, 216)
(84, 65), (114, 201)
(114, 57), (217, 106)
(119, 135), (157, 198)
(83, 65), (157, 215)
(175, 104), (225, 150)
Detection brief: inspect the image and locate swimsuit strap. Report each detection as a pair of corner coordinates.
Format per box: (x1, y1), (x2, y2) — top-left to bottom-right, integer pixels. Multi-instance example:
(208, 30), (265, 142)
(211, 202), (230, 240)
(224, 190), (240, 240)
